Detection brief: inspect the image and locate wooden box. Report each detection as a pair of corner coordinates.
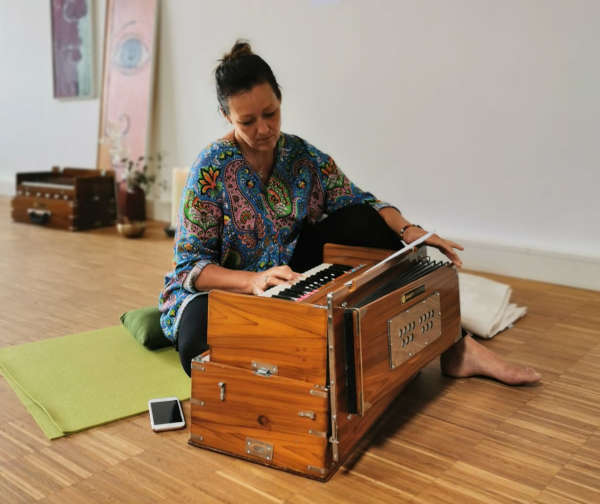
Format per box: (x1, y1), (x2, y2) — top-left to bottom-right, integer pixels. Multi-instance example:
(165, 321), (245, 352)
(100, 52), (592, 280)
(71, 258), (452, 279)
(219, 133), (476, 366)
(191, 357), (331, 476)
(190, 244), (461, 480)
(11, 167), (116, 231)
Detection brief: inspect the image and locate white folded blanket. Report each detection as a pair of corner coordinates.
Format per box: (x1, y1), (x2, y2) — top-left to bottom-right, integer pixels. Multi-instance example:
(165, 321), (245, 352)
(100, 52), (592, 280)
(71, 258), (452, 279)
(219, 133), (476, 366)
(458, 272), (527, 339)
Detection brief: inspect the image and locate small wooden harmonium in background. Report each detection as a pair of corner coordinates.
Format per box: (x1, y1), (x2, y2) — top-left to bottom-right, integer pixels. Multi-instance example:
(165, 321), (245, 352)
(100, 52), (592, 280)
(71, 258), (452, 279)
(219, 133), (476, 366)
(11, 167), (116, 231)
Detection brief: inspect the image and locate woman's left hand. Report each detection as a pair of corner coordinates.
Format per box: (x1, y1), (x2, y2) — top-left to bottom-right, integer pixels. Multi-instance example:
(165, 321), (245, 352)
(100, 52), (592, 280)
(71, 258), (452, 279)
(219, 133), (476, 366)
(404, 226), (464, 268)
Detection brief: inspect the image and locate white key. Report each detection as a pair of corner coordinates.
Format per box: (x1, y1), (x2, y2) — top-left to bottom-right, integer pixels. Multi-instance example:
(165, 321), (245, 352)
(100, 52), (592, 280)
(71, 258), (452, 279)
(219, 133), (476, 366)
(261, 263), (333, 297)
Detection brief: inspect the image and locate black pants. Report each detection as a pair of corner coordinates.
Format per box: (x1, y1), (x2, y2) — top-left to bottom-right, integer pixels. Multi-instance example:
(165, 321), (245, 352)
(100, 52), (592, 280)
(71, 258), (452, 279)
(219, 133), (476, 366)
(177, 204), (402, 376)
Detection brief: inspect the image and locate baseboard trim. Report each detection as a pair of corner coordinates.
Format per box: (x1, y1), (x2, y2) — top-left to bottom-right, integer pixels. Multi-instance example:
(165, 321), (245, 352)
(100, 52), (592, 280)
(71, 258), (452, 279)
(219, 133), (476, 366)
(146, 198), (170, 224)
(0, 177), (14, 196)
(2, 181), (596, 291)
(427, 239), (600, 291)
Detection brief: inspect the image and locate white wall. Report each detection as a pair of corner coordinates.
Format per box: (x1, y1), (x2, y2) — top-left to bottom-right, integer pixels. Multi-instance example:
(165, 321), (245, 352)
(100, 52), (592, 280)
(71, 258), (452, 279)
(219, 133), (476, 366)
(0, 1), (104, 187)
(1, 1), (599, 289)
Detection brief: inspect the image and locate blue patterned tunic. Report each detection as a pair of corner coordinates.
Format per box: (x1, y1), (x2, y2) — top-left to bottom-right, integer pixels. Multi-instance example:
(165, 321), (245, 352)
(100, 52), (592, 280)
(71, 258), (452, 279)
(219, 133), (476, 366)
(158, 133), (390, 342)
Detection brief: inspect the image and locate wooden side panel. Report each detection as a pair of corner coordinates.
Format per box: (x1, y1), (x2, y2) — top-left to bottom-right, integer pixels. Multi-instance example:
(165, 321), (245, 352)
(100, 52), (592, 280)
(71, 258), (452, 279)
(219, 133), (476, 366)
(322, 243), (392, 267)
(190, 360), (331, 478)
(333, 266), (461, 463)
(357, 266), (460, 412)
(74, 175), (115, 202)
(12, 195), (116, 230)
(208, 290), (328, 385)
(11, 196), (76, 230)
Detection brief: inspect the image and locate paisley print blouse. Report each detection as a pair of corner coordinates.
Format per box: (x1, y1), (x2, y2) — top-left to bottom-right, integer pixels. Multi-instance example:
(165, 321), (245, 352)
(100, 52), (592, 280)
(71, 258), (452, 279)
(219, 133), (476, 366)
(158, 133), (390, 342)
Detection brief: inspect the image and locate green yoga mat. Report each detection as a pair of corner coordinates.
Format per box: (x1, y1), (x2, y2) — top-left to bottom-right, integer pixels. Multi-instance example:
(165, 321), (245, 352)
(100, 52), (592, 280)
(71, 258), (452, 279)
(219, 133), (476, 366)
(0, 326), (189, 439)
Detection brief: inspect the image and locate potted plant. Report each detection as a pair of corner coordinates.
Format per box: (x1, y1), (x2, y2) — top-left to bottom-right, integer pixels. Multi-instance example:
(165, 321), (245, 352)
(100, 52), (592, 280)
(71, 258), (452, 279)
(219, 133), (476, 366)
(99, 124), (164, 237)
(116, 153), (163, 238)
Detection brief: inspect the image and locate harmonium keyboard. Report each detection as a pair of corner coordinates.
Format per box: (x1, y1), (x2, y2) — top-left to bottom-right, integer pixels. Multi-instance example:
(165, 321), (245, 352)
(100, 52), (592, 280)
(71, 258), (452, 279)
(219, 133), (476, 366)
(189, 242), (461, 480)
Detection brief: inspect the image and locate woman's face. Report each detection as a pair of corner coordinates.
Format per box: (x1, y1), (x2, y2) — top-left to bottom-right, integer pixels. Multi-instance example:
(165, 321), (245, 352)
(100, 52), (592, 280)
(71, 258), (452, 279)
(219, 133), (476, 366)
(225, 82), (281, 153)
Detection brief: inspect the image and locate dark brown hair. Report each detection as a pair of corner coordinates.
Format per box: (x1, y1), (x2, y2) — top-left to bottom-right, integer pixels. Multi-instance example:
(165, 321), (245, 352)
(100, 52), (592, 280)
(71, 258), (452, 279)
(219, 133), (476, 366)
(215, 40), (282, 115)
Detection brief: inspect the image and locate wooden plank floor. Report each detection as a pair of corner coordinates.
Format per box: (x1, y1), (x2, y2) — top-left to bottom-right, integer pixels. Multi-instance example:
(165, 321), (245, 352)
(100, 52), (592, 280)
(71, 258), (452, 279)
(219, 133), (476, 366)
(0, 195), (598, 503)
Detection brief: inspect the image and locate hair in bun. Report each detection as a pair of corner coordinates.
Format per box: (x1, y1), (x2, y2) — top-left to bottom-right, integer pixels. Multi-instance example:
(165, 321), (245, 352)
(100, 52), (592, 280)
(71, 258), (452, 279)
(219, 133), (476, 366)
(221, 40), (253, 63)
(215, 39), (281, 115)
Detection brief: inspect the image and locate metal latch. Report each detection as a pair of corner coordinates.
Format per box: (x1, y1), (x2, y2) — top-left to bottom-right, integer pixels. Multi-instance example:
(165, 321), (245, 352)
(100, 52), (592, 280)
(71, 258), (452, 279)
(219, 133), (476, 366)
(251, 361), (278, 377)
(218, 382), (226, 401)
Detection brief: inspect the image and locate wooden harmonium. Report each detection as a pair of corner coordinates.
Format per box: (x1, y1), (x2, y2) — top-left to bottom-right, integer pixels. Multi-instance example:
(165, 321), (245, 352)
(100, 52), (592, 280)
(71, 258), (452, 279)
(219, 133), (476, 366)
(11, 167), (116, 231)
(190, 243), (461, 480)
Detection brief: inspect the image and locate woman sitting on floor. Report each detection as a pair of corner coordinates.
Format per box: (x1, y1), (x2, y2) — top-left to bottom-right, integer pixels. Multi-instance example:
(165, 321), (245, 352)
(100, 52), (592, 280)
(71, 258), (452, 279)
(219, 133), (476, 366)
(158, 41), (541, 385)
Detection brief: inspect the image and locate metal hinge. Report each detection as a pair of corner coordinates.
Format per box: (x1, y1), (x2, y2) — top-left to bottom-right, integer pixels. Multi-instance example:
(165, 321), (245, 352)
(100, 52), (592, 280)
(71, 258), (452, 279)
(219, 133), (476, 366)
(310, 384), (328, 398)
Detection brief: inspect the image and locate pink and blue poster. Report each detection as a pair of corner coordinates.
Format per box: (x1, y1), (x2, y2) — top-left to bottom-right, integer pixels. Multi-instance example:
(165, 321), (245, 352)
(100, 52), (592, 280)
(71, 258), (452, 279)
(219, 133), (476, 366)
(51, 0), (95, 99)
(97, 0), (158, 173)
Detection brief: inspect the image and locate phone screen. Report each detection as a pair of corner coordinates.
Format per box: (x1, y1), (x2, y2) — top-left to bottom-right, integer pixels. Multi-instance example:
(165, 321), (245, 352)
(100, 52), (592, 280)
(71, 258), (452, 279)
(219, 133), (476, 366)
(150, 400), (183, 425)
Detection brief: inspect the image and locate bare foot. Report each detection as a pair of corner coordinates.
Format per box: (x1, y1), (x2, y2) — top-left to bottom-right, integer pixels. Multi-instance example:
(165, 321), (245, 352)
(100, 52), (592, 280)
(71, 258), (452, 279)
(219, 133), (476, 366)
(440, 334), (541, 385)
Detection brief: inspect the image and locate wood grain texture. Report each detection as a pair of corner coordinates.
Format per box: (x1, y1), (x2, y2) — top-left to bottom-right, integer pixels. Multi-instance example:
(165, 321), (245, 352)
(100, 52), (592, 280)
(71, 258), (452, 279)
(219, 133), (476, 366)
(354, 266), (460, 413)
(208, 290), (329, 384)
(322, 243), (392, 267)
(0, 195), (599, 502)
(190, 361), (330, 478)
(201, 245), (460, 479)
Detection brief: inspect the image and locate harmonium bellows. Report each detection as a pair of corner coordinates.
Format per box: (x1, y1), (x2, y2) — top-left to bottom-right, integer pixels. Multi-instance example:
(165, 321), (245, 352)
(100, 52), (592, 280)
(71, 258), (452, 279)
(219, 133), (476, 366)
(189, 243), (461, 480)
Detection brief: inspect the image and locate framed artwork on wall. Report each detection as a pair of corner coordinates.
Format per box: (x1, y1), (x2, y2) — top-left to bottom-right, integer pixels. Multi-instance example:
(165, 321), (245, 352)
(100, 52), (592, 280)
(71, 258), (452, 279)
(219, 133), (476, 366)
(50, 0), (95, 99)
(97, 0), (159, 173)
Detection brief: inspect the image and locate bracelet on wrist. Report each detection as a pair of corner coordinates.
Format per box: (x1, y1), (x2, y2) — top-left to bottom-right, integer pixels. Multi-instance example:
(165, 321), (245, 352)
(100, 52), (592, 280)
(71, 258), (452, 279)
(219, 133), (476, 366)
(399, 223), (423, 242)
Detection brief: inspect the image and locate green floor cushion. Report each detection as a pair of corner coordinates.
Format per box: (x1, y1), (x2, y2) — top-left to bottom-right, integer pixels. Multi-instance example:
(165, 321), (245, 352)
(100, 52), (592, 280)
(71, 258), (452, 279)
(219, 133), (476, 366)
(120, 307), (173, 349)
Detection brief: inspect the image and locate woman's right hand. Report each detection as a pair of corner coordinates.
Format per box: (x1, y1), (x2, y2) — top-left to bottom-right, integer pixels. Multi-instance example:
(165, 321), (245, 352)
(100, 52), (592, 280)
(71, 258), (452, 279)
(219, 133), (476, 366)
(247, 265), (303, 296)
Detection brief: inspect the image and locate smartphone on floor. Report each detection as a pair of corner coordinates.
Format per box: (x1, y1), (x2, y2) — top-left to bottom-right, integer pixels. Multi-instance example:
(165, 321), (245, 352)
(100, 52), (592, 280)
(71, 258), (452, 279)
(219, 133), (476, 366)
(148, 397), (186, 432)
